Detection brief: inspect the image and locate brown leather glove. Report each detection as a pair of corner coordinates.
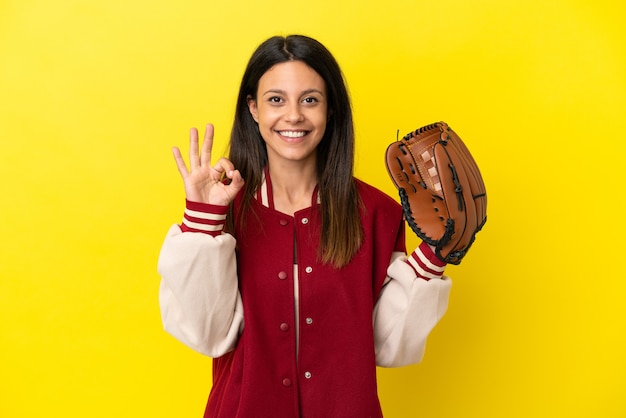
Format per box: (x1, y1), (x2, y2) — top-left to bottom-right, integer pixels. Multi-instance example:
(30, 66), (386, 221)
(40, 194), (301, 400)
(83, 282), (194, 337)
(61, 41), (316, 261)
(385, 122), (487, 264)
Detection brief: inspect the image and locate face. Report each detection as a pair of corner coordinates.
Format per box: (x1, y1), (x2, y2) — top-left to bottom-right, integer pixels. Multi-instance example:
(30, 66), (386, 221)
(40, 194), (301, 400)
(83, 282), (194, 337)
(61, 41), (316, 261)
(248, 60), (328, 168)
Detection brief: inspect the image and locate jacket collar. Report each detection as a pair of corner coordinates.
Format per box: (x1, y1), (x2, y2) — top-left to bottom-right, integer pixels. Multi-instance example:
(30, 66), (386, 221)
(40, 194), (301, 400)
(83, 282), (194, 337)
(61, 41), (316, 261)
(255, 166), (320, 210)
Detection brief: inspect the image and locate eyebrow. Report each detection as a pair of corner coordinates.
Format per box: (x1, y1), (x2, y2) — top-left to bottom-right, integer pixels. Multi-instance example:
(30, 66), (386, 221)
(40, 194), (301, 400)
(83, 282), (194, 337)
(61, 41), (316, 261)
(262, 88), (325, 96)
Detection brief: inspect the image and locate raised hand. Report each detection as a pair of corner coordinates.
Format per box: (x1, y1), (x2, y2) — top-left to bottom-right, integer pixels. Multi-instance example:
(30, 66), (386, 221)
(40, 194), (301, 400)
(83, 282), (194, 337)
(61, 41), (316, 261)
(172, 123), (244, 206)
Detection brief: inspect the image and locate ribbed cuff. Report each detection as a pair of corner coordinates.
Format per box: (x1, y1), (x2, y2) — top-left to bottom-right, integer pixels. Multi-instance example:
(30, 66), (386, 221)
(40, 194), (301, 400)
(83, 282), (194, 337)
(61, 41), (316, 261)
(180, 199), (228, 236)
(405, 241), (447, 281)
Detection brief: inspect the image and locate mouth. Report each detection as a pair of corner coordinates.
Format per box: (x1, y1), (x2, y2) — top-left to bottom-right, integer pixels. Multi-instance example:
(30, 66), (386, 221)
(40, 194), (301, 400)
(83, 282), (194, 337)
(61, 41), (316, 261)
(277, 130), (309, 139)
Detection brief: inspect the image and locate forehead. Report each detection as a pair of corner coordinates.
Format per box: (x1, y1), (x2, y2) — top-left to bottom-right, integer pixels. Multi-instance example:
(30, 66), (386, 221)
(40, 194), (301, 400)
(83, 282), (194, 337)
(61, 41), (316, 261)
(258, 61), (326, 93)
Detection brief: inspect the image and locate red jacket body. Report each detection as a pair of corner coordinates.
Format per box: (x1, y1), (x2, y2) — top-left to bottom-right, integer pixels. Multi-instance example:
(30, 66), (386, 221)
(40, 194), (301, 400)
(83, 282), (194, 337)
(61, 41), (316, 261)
(205, 179), (405, 417)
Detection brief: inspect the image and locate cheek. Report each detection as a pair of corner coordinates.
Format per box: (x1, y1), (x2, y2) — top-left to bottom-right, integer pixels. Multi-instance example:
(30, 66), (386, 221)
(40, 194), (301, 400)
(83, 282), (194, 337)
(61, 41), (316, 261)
(310, 107), (328, 127)
(257, 106), (280, 125)
(256, 111), (276, 139)
(315, 113), (328, 132)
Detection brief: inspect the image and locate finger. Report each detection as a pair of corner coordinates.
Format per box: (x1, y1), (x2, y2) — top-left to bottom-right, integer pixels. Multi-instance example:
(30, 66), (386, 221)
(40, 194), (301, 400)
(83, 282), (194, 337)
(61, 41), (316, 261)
(172, 146), (189, 178)
(213, 157), (235, 177)
(227, 169), (245, 194)
(229, 169), (245, 187)
(200, 123), (215, 168)
(189, 127), (200, 170)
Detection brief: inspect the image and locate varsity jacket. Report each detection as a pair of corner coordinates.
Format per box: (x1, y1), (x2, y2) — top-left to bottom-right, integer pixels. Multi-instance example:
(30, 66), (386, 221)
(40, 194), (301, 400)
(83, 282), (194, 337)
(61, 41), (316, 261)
(158, 174), (452, 417)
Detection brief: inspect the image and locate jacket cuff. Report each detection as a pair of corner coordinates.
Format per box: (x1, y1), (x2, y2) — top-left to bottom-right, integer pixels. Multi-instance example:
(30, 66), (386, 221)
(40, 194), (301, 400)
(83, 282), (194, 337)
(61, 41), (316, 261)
(180, 199), (228, 236)
(405, 241), (447, 281)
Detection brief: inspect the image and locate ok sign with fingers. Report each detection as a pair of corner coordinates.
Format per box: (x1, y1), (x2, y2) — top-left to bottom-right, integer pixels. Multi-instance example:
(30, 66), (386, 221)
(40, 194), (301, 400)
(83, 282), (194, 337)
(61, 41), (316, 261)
(172, 123), (245, 206)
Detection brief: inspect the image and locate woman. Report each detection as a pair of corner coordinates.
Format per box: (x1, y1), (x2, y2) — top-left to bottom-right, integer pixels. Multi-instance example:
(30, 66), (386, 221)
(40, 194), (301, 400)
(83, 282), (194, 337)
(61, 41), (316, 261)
(158, 34), (452, 418)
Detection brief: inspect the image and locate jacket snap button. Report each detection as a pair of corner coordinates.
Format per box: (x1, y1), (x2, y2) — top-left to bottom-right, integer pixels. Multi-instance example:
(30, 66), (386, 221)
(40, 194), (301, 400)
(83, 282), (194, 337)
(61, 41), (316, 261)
(301, 217), (309, 224)
(304, 371), (312, 379)
(279, 219), (288, 226)
(305, 266), (313, 273)
(282, 378), (292, 387)
(278, 271), (287, 280)
(305, 317), (313, 325)
(280, 323), (289, 331)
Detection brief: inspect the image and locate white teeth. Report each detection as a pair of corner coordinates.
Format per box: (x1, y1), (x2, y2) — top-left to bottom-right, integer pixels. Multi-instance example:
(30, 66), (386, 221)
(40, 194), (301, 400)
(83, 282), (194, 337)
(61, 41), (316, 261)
(279, 131), (306, 138)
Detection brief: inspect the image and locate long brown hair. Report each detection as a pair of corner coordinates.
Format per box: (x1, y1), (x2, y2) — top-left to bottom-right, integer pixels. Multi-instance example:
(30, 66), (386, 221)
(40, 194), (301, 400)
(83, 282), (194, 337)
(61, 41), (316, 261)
(227, 35), (363, 268)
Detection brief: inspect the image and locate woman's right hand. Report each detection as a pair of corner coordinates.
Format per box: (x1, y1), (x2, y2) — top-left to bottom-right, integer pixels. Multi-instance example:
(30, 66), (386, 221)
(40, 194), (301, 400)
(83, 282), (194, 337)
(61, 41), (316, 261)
(172, 123), (244, 206)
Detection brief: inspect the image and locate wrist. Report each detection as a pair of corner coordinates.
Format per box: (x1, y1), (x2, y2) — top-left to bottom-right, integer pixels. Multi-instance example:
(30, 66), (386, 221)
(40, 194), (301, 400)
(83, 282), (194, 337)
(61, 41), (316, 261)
(180, 199), (228, 236)
(405, 241), (447, 281)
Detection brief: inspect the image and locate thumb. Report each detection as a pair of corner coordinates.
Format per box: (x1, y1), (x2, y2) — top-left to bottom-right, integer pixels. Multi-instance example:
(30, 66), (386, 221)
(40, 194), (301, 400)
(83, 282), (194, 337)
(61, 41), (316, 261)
(227, 170), (245, 192)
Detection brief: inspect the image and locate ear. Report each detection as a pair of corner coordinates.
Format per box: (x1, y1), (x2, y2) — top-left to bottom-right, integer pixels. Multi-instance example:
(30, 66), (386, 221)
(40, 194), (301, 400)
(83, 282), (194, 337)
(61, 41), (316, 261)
(247, 95), (259, 122)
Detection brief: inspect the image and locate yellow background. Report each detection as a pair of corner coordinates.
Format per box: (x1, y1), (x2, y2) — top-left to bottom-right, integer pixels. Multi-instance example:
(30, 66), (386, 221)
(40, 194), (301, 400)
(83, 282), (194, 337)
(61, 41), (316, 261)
(1, 0), (625, 416)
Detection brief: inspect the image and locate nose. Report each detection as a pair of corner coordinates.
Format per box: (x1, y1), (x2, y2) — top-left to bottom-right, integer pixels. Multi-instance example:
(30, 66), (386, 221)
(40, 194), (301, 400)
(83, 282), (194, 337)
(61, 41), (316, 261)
(284, 102), (304, 123)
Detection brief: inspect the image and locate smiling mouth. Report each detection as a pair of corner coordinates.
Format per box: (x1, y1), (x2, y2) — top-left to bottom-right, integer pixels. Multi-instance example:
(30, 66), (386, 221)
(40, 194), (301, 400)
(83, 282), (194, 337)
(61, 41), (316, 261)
(278, 130), (308, 138)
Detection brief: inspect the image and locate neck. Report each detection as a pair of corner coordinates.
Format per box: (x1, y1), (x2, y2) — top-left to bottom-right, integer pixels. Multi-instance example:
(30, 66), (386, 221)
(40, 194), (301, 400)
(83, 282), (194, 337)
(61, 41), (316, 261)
(268, 160), (318, 216)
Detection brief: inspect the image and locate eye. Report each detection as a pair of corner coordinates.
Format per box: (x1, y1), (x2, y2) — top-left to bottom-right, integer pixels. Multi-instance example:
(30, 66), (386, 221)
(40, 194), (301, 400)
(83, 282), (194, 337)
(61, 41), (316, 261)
(302, 96), (319, 104)
(268, 96), (283, 104)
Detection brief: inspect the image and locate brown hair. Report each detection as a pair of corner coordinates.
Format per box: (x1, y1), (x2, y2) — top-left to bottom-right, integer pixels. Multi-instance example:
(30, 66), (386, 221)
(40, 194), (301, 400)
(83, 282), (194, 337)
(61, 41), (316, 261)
(227, 34), (363, 268)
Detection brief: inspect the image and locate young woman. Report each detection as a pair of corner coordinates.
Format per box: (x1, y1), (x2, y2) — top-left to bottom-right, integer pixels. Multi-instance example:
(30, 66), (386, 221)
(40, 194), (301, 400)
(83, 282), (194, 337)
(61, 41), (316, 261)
(158, 34), (452, 418)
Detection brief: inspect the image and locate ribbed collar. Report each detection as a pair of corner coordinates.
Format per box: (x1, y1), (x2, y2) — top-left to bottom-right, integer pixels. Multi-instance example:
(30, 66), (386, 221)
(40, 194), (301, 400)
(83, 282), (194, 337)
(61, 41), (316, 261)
(255, 166), (320, 210)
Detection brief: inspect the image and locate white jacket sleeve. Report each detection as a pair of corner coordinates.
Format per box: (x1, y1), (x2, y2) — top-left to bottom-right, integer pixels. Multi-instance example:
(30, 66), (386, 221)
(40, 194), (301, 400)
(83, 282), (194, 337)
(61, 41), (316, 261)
(157, 225), (243, 357)
(373, 251), (452, 367)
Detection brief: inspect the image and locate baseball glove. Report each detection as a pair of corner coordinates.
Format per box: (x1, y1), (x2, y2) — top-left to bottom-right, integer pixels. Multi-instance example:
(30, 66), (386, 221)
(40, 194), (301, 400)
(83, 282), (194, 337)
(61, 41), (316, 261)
(385, 121), (487, 264)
